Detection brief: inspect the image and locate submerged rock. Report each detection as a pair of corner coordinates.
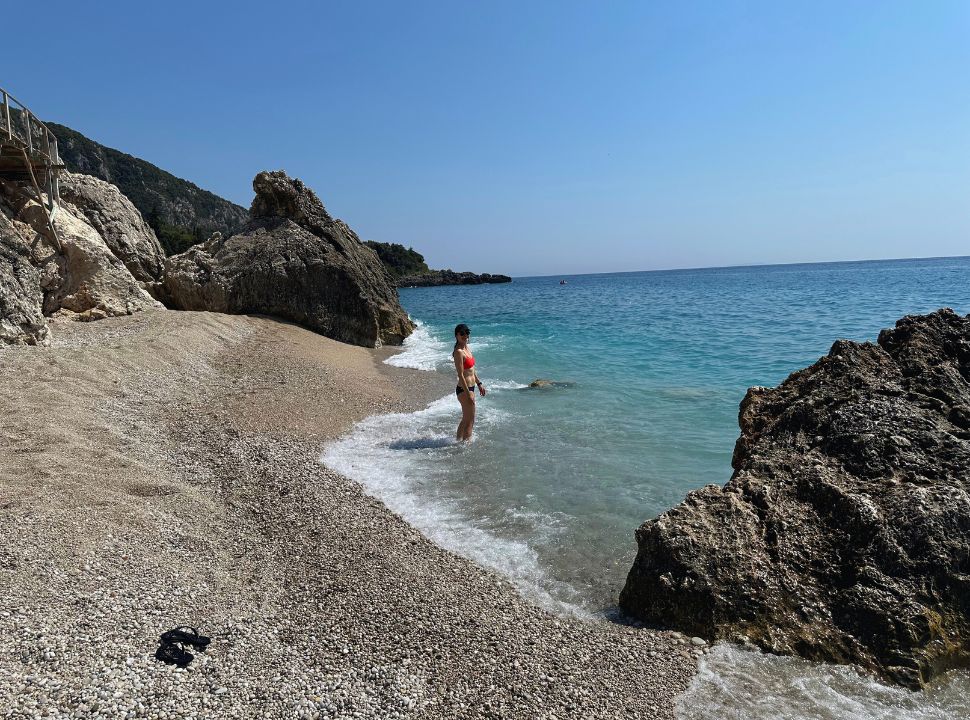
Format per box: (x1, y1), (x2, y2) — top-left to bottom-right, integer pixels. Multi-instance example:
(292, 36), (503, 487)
(527, 379), (576, 389)
(163, 171), (413, 347)
(619, 309), (970, 689)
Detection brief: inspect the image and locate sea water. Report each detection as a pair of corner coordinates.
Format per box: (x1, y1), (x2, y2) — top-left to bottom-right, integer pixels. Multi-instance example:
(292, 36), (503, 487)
(322, 257), (970, 719)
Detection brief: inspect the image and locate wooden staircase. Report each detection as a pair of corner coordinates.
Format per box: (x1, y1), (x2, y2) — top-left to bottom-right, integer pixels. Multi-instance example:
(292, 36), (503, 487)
(0, 86), (64, 245)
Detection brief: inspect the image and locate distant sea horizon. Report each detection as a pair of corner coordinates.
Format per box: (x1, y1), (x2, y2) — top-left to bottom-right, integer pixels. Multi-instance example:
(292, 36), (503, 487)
(506, 253), (970, 281)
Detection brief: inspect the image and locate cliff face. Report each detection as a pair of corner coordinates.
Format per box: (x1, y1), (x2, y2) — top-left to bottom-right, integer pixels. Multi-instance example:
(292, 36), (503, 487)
(163, 171), (414, 348)
(619, 309), (970, 689)
(46, 122), (248, 250)
(58, 172), (166, 287)
(0, 176), (162, 346)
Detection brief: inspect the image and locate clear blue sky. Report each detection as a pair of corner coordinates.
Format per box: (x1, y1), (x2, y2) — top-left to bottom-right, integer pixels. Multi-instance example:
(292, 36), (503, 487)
(7, 1), (969, 276)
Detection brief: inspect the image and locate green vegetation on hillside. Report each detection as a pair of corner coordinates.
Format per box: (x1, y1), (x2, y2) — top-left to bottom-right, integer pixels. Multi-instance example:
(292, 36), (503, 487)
(46, 121), (249, 255)
(145, 208), (206, 256)
(364, 241), (430, 278)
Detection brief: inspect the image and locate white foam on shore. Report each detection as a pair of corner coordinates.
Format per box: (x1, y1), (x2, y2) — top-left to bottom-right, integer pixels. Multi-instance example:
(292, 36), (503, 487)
(384, 321), (450, 371)
(321, 384), (587, 617)
(676, 643), (970, 720)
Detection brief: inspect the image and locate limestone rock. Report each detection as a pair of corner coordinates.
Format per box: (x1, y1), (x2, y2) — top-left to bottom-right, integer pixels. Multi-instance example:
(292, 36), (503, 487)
(164, 170), (414, 347)
(0, 177), (160, 344)
(45, 203), (161, 318)
(59, 171), (166, 284)
(0, 212), (48, 346)
(619, 309), (970, 689)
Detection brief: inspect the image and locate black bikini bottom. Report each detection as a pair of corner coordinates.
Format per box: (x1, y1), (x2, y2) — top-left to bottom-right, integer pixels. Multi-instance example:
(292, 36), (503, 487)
(456, 384), (475, 396)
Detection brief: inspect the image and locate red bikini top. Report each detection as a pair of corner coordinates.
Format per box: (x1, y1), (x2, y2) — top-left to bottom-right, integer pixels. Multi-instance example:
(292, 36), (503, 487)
(463, 352), (475, 369)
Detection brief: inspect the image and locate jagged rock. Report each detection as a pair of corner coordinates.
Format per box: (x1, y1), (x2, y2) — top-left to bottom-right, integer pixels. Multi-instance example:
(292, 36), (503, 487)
(45, 203), (160, 318)
(396, 269), (512, 288)
(619, 309), (970, 689)
(163, 170), (414, 347)
(0, 212), (48, 346)
(0, 178), (160, 341)
(59, 171), (165, 284)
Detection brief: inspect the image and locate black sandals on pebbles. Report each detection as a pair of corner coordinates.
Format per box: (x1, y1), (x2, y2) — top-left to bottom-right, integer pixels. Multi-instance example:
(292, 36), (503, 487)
(154, 626), (211, 668)
(160, 626), (211, 651)
(154, 641), (194, 669)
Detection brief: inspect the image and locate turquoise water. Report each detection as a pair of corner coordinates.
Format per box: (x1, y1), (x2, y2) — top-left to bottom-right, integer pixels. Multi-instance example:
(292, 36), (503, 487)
(323, 257), (970, 718)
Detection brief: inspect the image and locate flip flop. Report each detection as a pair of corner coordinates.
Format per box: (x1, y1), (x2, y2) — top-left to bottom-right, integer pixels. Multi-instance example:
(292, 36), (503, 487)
(155, 641), (194, 668)
(160, 626), (211, 651)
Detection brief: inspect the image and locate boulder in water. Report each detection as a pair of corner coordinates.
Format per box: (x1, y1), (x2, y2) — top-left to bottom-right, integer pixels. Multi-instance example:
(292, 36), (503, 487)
(619, 309), (970, 689)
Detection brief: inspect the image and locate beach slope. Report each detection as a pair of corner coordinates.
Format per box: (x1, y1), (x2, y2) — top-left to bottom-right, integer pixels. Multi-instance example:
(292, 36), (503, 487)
(0, 310), (694, 719)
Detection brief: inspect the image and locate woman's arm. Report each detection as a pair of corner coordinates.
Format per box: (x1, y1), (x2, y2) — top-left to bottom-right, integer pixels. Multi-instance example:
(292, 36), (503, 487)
(474, 371), (486, 396)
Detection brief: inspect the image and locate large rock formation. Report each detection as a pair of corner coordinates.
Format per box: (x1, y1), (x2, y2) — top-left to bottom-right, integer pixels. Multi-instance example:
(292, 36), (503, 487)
(163, 171), (414, 347)
(0, 177), (161, 346)
(619, 309), (970, 689)
(59, 172), (166, 285)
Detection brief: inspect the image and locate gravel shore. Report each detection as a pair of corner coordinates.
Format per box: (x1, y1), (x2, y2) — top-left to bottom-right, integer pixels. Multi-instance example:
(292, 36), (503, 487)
(0, 310), (697, 719)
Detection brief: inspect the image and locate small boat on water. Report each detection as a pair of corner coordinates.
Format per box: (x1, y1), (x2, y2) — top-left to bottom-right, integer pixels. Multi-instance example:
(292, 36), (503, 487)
(559, 279), (568, 285)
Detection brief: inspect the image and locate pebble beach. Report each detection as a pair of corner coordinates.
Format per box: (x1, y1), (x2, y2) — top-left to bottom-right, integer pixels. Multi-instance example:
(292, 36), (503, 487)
(0, 310), (697, 719)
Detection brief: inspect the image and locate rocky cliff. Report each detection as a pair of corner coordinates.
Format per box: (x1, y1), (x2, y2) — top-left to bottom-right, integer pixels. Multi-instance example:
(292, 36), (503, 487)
(0, 176), (162, 346)
(163, 171), (414, 347)
(59, 172), (166, 288)
(46, 121), (248, 252)
(619, 309), (970, 689)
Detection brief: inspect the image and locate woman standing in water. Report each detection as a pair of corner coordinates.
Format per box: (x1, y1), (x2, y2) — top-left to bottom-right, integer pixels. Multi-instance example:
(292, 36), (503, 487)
(453, 323), (485, 440)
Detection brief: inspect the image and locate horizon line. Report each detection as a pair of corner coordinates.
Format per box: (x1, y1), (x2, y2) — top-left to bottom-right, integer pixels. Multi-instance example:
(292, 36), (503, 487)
(513, 254), (970, 281)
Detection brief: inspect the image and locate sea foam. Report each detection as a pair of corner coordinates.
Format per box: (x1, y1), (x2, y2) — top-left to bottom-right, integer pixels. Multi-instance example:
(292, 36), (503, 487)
(321, 385), (586, 617)
(383, 321), (450, 371)
(677, 643), (970, 720)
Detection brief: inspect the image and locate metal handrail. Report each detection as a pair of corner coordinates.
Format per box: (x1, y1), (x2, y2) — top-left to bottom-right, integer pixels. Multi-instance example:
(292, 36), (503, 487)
(0, 85), (61, 220)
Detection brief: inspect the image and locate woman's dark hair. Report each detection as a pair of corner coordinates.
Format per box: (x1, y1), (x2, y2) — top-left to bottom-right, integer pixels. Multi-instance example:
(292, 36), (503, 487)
(454, 323), (470, 351)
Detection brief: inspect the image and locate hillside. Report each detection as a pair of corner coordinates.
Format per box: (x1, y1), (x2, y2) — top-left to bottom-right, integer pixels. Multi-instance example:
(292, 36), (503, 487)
(363, 241), (430, 279)
(46, 121), (249, 255)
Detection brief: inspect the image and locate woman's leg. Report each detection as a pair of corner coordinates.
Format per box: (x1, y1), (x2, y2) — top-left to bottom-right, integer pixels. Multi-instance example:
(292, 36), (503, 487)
(457, 391), (475, 440)
(464, 393), (476, 439)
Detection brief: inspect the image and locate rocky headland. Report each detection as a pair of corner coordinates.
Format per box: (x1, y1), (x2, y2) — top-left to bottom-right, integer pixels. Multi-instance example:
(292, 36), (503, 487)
(363, 241), (512, 288)
(396, 269), (512, 288)
(620, 309), (970, 689)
